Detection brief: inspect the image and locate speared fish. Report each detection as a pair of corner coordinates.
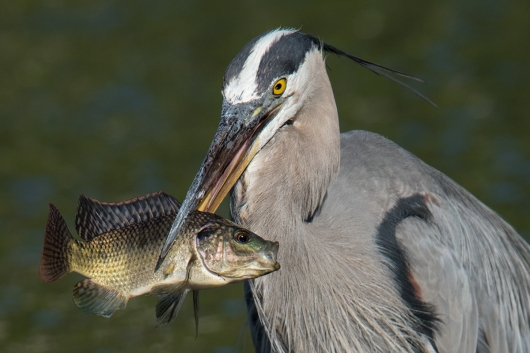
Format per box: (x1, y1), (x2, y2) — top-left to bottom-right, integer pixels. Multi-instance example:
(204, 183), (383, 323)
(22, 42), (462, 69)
(39, 192), (280, 331)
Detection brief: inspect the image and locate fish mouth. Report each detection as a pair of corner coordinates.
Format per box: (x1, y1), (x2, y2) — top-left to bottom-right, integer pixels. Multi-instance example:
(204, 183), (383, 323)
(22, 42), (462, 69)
(214, 262), (281, 280)
(158, 97), (285, 265)
(197, 240), (281, 280)
(225, 240), (281, 279)
(261, 241), (280, 267)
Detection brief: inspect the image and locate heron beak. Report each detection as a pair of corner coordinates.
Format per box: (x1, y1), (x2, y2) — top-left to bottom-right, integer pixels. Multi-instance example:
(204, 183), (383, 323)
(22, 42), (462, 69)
(157, 98), (284, 267)
(198, 135), (260, 212)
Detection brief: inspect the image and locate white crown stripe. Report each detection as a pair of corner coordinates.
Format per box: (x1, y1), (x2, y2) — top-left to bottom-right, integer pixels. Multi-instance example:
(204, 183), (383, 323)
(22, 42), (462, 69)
(224, 30), (295, 104)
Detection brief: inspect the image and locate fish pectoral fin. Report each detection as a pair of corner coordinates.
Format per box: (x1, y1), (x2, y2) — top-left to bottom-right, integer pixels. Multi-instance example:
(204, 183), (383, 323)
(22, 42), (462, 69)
(150, 282), (185, 296)
(155, 287), (189, 327)
(72, 279), (128, 318)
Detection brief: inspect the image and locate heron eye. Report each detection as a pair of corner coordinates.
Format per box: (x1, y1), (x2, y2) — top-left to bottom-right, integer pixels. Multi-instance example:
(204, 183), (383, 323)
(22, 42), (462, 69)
(273, 78), (287, 96)
(235, 231), (250, 243)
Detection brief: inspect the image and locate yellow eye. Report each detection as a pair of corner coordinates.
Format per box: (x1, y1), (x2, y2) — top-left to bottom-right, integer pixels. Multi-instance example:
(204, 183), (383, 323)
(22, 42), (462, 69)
(272, 78), (287, 96)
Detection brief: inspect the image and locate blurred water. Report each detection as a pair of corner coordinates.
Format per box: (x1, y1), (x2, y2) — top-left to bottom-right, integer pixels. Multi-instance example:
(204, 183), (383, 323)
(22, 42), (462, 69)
(1, 0), (529, 352)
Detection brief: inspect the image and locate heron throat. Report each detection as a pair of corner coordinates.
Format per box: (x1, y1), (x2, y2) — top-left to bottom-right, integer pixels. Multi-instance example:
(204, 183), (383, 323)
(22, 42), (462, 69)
(230, 51), (341, 236)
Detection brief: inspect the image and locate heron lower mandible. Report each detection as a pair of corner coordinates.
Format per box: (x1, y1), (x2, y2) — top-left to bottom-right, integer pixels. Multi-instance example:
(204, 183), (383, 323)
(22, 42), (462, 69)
(160, 29), (530, 352)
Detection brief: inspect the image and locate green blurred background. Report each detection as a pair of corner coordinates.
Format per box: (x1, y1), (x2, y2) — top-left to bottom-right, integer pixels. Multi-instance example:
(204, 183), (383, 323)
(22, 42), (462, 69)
(1, 0), (529, 352)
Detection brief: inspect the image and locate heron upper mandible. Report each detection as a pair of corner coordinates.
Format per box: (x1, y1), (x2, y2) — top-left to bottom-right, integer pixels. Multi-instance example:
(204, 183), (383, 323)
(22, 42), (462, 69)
(160, 29), (530, 352)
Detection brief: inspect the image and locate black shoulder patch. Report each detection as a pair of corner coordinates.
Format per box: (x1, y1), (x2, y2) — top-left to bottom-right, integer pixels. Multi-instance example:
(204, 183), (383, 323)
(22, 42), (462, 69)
(376, 194), (439, 353)
(75, 191), (180, 241)
(256, 32), (319, 94)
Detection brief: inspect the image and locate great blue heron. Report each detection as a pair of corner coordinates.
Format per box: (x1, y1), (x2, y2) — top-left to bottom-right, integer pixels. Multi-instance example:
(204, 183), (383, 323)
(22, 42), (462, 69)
(159, 29), (530, 352)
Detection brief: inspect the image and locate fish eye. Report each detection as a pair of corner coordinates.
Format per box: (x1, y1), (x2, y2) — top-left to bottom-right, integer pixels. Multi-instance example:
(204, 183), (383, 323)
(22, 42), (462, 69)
(235, 231), (250, 243)
(272, 78), (287, 96)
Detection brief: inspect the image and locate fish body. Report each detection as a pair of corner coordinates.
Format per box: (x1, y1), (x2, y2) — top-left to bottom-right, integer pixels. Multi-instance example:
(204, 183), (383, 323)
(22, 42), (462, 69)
(40, 192), (279, 325)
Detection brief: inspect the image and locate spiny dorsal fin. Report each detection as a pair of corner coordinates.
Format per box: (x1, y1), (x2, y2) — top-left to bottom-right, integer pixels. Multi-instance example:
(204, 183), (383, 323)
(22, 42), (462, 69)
(75, 191), (181, 241)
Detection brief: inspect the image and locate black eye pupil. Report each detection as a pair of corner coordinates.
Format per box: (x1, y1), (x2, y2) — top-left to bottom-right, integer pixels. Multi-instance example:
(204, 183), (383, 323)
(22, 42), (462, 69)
(275, 84), (282, 90)
(237, 233), (250, 243)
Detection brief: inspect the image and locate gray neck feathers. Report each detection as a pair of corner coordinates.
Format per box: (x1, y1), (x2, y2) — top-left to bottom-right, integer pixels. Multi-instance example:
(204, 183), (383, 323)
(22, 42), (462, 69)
(231, 51), (340, 228)
(230, 54), (428, 352)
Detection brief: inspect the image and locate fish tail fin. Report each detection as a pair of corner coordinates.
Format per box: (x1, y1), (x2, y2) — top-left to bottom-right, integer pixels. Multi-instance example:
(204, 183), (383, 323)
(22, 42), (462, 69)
(40, 204), (73, 282)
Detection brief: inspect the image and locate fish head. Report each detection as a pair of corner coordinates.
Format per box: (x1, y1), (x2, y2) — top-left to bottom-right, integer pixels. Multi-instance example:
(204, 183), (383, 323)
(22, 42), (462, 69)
(188, 212), (280, 281)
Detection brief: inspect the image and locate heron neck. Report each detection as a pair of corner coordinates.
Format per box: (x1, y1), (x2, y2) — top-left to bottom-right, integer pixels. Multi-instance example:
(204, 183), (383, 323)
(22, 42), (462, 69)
(230, 58), (340, 233)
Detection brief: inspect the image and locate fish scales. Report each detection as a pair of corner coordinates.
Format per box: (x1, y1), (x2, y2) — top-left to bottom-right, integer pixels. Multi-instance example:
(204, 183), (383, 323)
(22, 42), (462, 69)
(40, 191), (280, 328)
(69, 215), (181, 293)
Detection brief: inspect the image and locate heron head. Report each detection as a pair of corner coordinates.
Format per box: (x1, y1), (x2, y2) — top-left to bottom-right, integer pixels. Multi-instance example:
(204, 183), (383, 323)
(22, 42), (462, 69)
(158, 29), (430, 264)
(157, 30), (327, 262)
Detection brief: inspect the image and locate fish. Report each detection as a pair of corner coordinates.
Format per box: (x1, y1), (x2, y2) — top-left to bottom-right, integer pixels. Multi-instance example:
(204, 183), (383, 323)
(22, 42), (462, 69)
(39, 191), (280, 328)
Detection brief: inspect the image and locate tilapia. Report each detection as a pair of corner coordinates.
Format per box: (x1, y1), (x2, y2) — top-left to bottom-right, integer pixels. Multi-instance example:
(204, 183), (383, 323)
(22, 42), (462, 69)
(39, 191), (280, 327)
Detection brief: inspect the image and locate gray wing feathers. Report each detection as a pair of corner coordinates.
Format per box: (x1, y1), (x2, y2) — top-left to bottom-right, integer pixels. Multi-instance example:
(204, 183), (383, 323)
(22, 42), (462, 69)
(429, 177), (530, 353)
(396, 217), (479, 353)
(245, 131), (530, 352)
(341, 131), (530, 352)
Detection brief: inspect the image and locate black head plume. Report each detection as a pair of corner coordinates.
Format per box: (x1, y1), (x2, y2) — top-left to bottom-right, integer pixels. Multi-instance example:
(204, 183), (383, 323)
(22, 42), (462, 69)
(305, 34), (436, 107)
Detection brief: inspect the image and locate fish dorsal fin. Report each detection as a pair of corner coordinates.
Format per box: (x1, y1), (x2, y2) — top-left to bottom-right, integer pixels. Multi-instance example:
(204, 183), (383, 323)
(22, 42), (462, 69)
(75, 191), (181, 241)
